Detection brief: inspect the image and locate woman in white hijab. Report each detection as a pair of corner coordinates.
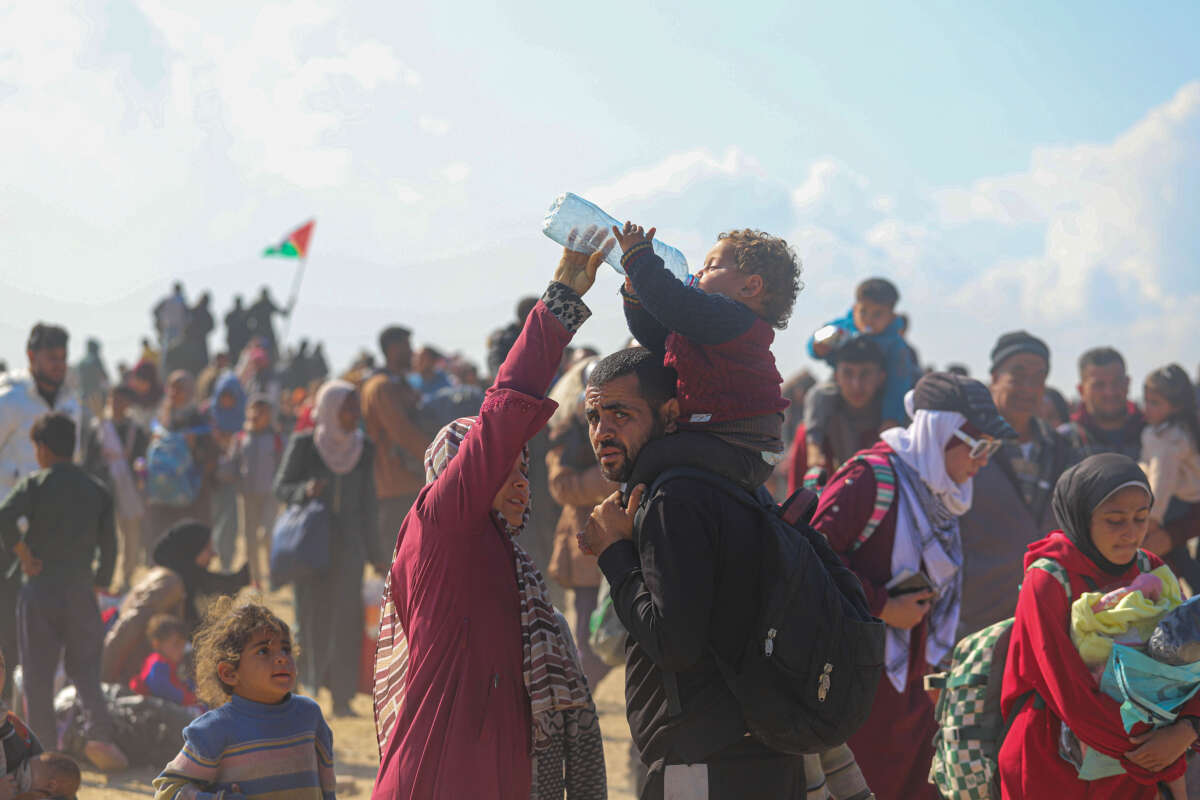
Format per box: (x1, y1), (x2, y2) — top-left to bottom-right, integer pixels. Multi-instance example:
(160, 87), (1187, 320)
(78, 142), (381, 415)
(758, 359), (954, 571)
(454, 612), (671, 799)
(275, 378), (382, 717)
(808, 372), (1017, 800)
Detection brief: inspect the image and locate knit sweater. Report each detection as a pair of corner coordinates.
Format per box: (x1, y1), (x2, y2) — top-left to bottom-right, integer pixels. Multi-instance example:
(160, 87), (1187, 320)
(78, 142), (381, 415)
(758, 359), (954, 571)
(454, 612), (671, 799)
(154, 693), (335, 800)
(620, 243), (787, 425)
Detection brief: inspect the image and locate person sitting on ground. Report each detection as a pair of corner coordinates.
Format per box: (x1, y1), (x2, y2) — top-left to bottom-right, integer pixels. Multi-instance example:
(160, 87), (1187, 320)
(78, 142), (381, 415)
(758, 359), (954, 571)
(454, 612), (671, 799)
(129, 614), (199, 710)
(807, 277), (921, 430)
(1138, 364), (1200, 586)
(101, 520), (250, 684)
(2, 751), (81, 800)
(0, 412), (127, 772)
(788, 335), (887, 492)
(153, 598), (335, 800)
(1060, 347), (1145, 460)
(0, 648), (43, 783)
(611, 222), (801, 490)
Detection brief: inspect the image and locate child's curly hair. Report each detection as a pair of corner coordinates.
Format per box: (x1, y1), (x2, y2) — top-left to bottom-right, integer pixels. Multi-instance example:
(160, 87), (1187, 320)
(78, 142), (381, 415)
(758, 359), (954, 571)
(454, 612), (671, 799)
(192, 596), (293, 708)
(717, 229), (803, 329)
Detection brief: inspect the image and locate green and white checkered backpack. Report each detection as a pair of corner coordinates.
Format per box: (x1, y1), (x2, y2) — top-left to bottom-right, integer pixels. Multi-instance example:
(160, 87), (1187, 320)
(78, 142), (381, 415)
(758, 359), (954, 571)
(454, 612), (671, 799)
(926, 552), (1151, 799)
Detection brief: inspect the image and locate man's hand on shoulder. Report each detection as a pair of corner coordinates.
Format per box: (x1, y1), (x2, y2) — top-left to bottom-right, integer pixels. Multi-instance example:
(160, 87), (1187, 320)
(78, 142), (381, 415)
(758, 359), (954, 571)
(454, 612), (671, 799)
(580, 485), (645, 555)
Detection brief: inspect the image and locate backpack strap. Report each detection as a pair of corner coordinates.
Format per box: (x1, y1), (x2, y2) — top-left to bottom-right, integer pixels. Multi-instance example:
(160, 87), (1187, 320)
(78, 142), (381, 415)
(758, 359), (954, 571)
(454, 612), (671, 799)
(1027, 557), (1071, 599)
(846, 453), (895, 553)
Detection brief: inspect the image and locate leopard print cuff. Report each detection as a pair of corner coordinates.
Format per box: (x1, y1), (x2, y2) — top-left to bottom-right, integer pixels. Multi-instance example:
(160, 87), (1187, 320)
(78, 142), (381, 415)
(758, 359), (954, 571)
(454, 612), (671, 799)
(543, 282), (591, 333)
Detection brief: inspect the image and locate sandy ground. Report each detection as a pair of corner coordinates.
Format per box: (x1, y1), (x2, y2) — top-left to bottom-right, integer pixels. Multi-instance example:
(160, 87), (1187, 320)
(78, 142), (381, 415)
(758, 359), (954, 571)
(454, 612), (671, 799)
(80, 583), (638, 799)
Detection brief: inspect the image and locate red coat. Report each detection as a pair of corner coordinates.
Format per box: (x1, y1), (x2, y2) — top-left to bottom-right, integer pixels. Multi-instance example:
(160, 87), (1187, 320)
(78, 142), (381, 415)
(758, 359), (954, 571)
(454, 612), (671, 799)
(810, 441), (939, 800)
(1000, 532), (1200, 798)
(371, 300), (570, 800)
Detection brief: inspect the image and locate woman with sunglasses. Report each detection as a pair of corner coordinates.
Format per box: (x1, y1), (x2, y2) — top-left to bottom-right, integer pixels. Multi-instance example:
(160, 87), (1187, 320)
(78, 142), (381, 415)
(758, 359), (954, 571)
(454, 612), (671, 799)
(808, 372), (1016, 800)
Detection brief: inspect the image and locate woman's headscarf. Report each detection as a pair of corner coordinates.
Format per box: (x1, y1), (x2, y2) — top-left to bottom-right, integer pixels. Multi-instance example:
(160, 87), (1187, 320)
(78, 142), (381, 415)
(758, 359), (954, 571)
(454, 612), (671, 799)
(129, 359), (164, 408)
(1052, 453), (1154, 576)
(312, 380), (363, 475)
(374, 416), (589, 757)
(152, 520), (213, 625)
(211, 371), (247, 434)
(159, 370), (197, 428)
(880, 394), (973, 515)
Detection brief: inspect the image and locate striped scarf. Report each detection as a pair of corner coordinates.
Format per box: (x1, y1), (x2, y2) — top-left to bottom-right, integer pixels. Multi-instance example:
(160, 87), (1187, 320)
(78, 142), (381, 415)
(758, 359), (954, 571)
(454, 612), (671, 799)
(373, 416), (590, 756)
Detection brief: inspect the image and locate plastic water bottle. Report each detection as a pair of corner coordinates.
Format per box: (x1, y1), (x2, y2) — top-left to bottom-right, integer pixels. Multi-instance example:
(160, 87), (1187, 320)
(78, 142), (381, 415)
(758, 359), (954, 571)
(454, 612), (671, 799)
(542, 192), (690, 281)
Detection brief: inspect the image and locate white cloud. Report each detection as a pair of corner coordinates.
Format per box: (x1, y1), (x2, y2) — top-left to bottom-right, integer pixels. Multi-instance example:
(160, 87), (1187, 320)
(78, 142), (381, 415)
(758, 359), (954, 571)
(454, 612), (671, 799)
(570, 83), (1200, 387)
(418, 114), (449, 135)
(395, 185), (425, 204)
(441, 162), (470, 183)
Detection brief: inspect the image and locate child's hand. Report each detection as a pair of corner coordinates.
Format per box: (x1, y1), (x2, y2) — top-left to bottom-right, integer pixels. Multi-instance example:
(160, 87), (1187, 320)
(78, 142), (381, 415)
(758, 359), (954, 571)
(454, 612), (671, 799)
(610, 221), (656, 253)
(554, 225), (614, 297)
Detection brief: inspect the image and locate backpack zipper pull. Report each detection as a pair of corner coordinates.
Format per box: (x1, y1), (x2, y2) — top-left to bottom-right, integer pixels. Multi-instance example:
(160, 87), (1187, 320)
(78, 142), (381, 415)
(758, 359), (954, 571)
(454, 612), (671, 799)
(764, 628), (777, 657)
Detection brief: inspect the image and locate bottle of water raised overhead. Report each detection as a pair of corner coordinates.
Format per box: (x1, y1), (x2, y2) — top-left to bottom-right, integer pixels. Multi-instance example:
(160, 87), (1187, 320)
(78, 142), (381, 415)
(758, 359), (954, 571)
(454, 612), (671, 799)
(542, 192), (690, 281)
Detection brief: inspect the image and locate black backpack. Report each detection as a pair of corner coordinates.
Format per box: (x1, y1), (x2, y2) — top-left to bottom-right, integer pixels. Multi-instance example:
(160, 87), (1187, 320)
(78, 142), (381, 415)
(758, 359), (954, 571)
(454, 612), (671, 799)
(636, 467), (886, 755)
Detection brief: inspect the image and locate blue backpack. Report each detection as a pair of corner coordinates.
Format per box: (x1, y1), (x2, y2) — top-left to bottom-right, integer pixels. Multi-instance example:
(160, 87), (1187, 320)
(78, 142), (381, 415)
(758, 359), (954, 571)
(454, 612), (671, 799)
(146, 422), (203, 507)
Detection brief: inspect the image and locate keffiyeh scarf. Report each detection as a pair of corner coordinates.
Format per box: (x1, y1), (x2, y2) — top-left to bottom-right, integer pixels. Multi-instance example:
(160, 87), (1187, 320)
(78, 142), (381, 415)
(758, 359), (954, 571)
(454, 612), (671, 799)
(373, 416), (590, 756)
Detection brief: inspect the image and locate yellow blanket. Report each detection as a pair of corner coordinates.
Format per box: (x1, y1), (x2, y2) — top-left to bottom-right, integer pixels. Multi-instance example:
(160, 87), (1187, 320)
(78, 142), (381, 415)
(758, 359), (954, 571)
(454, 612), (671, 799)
(1070, 566), (1182, 669)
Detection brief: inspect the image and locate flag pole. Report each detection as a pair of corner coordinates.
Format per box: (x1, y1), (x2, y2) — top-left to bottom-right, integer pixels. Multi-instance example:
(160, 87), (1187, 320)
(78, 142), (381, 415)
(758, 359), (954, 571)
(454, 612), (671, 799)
(281, 254), (307, 345)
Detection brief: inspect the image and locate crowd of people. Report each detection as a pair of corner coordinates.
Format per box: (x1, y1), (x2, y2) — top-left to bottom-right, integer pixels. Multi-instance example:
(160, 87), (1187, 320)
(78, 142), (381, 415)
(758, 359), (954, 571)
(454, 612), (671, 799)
(0, 222), (1199, 800)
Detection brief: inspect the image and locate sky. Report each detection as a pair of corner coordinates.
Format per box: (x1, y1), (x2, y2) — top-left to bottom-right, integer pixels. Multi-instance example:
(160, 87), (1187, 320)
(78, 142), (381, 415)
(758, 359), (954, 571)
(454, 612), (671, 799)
(2, 0), (1199, 396)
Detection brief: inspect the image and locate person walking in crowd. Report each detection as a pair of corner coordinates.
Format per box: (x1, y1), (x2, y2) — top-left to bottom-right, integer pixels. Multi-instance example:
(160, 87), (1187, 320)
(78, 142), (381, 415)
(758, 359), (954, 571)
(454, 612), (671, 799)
(246, 287), (287, 358)
(146, 370), (216, 540)
(408, 346), (452, 402)
(102, 520), (250, 684)
(1138, 364), (1200, 586)
(789, 335), (887, 492)
(153, 282), (188, 376)
(233, 394), (282, 587)
(361, 325), (430, 568)
(999, 454), (1200, 798)
(371, 233), (605, 800)
(125, 358), (165, 430)
(1040, 386), (1072, 430)
(0, 322), (80, 679)
(957, 332), (1078, 637)
(209, 371), (247, 570)
(0, 412), (127, 771)
(276, 379), (381, 718)
(1060, 347), (1145, 460)
(196, 351), (231, 403)
(176, 292), (215, 377)
(486, 295), (539, 377)
(153, 597), (336, 800)
(811, 373), (1016, 799)
(224, 295), (250, 361)
(546, 354), (618, 689)
(808, 277), (921, 430)
(82, 383), (150, 591)
(582, 347), (807, 799)
(74, 337), (111, 421)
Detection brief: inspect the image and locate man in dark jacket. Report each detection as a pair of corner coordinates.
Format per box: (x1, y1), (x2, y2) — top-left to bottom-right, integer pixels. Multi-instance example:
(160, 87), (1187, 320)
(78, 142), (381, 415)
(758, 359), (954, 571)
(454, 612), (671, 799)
(957, 331), (1077, 637)
(1059, 346), (1144, 459)
(581, 348), (805, 800)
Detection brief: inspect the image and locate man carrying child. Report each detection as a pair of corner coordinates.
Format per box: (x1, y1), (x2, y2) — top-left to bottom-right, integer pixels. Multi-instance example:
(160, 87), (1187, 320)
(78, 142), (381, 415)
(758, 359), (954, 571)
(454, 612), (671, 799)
(0, 412), (127, 772)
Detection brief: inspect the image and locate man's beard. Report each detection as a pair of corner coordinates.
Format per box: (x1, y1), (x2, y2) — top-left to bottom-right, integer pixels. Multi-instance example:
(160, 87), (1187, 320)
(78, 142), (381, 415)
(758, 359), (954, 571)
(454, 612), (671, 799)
(32, 368), (64, 393)
(599, 416), (667, 484)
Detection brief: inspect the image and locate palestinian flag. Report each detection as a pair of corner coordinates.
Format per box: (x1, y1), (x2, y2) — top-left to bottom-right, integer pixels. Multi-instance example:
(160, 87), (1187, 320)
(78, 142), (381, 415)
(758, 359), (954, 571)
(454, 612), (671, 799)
(264, 220), (315, 259)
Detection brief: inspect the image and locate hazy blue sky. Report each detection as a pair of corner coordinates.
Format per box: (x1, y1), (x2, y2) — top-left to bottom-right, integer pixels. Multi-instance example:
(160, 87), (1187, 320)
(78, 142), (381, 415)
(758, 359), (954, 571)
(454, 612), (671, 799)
(3, 1), (1199, 393)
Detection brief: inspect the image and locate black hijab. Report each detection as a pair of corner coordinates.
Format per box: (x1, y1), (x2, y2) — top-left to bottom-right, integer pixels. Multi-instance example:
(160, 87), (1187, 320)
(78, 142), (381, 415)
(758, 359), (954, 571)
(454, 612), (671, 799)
(1051, 453), (1154, 576)
(153, 520), (250, 625)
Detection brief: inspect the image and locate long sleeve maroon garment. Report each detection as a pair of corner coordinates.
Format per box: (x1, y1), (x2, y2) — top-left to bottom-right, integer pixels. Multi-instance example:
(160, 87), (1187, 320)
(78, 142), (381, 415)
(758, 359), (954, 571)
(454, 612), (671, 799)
(999, 531), (1200, 799)
(809, 441), (939, 800)
(372, 287), (583, 800)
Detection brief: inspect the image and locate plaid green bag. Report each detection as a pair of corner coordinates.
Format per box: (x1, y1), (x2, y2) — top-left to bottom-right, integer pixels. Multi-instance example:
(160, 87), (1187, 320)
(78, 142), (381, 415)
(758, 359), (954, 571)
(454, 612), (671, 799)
(926, 557), (1070, 799)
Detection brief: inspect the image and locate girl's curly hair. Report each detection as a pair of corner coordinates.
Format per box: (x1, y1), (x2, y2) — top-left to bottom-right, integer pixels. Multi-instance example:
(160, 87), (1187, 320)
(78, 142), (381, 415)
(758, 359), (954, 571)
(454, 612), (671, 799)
(717, 229), (803, 329)
(192, 596), (293, 708)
